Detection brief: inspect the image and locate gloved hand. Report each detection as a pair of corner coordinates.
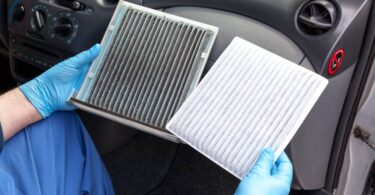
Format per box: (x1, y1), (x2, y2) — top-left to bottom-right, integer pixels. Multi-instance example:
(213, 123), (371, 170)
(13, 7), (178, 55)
(20, 44), (100, 118)
(235, 148), (293, 195)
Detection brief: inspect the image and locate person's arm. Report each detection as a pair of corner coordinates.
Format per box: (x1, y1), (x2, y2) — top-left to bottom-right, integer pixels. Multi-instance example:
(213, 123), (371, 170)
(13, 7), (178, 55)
(0, 44), (100, 143)
(0, 89), (42, 141)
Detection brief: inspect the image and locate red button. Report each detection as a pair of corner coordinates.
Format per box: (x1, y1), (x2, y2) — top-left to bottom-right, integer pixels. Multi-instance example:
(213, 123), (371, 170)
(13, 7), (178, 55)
(328, 49), (345, 75)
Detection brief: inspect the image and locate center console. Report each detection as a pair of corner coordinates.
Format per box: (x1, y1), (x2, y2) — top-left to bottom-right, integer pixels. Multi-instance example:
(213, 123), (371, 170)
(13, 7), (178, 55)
(7, 0), (116, 81)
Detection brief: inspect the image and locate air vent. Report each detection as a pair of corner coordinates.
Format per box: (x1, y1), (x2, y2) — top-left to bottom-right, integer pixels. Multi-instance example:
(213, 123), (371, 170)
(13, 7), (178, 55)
(72, 1), (218, 141)
(298, 0), (337, 36)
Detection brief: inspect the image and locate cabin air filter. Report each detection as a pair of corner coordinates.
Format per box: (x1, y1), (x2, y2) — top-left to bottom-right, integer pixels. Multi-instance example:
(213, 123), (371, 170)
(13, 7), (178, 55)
(166, 37), (328, 179)
(71, 1), (218, 141)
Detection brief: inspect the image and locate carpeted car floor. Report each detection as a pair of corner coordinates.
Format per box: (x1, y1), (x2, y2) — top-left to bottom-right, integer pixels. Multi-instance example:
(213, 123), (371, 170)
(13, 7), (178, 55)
(102, 133), (239, 195)
(102, 133), (178, 195)
(149, 144), (239, 195)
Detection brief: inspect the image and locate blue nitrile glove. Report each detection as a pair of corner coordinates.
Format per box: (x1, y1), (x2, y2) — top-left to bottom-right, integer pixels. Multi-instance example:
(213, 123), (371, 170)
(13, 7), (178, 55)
(20, 44), (100, 118)
(235, 148), (293, 195)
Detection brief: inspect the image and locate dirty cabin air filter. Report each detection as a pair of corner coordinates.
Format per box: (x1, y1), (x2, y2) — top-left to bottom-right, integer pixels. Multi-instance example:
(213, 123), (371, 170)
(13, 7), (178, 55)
(72, 1), (218, 141)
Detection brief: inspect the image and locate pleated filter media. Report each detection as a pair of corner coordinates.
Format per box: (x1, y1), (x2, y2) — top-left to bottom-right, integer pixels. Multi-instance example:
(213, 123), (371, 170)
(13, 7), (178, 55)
(72, 1), (218, 140)
(166, 37), (328, 179)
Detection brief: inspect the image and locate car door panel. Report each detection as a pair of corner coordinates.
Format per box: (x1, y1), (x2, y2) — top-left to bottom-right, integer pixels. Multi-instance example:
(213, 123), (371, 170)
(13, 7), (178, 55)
(335, 70), (375, 195)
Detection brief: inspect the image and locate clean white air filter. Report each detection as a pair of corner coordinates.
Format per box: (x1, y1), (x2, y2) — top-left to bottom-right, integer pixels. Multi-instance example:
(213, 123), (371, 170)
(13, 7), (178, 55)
(166, 37), (328, 179)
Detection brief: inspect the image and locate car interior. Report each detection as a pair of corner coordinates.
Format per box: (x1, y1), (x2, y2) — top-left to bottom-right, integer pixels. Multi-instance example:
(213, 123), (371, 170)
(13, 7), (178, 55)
(1, 0), (375, 194)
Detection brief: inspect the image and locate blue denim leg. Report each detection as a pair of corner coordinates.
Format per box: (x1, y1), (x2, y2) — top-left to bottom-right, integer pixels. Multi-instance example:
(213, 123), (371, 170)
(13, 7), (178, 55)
(0, 111), (114, 195)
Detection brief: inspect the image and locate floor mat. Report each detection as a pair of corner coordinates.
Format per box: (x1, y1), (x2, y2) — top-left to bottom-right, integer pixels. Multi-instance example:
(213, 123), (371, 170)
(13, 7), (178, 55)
(149, 145), (239, 195)
(102, 133), (178, 195)
(102, 133), (239, 195)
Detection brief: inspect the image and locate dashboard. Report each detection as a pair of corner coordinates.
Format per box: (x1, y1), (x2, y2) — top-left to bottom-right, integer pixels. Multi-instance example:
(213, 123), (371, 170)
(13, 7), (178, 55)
(6, 0), (116, 81)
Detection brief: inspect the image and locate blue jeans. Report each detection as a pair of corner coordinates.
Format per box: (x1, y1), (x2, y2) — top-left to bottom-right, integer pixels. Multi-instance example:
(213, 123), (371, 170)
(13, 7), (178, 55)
(0, 111), (114, 195)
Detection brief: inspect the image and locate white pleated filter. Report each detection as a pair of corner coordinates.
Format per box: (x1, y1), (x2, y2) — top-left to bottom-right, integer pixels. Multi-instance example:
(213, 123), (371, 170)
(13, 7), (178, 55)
(166, 37), (328, 179)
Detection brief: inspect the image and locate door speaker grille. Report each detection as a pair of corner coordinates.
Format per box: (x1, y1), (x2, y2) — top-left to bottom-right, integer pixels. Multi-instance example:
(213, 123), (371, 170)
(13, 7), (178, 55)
(73, 1), (218, 137)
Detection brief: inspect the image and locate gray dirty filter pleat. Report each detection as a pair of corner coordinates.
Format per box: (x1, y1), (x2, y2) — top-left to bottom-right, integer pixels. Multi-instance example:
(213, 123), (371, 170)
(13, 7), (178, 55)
(166, 37), (328, 179)
(122, 20), (173, 115)
(132, 27), (199, 121)
(89, 9), (133, 105)
(148, 24), (187, 126)
(164, 30), (204, 122)
(128, 24), (190, 118)
(90, 10), (138, 106)
(154, 26), (194, 125)
(121, 17), (163, 113)
(111, 13), (153, 112)
(75, 1), (218, 135)
(106, 12), (147, 111)
(106, 14), (153, 110)
(130, 19), (171, 118)
(154, 31), (207, 126)
(129, 22), (182, 122)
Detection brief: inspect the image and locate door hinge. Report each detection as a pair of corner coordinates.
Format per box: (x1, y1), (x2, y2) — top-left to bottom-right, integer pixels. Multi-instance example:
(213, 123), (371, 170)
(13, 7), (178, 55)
(354, 127), (375, 150)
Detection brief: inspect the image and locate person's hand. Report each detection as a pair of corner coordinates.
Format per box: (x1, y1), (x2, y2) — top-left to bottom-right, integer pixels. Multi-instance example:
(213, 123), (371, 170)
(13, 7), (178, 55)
(235, 148), (293, 195)
(19, 44), (100, 118)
